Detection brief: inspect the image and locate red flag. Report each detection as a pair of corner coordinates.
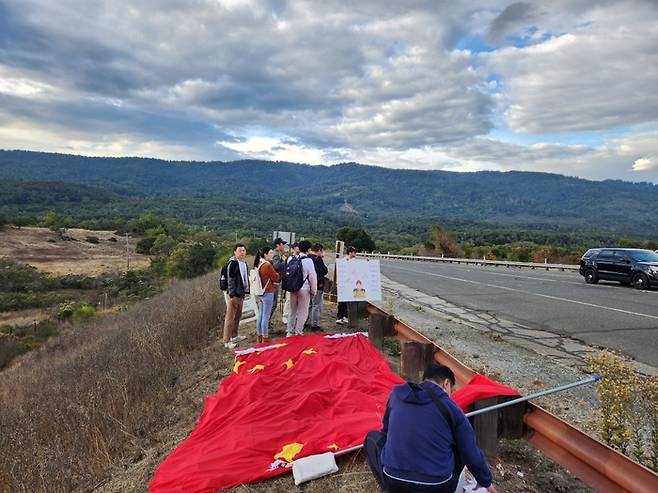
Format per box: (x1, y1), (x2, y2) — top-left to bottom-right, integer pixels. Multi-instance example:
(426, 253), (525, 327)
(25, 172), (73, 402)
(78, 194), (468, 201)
(451, 374), (519, 411)
(150, 333), (403, 492)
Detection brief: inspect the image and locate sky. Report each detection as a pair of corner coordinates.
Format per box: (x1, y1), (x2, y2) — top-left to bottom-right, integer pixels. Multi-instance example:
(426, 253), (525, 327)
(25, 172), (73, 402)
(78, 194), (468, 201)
(1, 0), (658, 183)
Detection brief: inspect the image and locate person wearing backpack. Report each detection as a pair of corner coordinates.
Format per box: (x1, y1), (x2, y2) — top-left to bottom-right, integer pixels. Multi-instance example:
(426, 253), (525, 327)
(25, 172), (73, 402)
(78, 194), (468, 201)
(307, 243), (328, 331)
(283, 240), (317, 336)
(252, 246), (280, 343)
(221, 243), (250, 349)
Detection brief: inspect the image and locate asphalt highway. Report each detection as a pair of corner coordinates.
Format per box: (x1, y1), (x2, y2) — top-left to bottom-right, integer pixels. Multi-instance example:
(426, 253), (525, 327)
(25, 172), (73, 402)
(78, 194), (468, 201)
(380, 259), (658, 368)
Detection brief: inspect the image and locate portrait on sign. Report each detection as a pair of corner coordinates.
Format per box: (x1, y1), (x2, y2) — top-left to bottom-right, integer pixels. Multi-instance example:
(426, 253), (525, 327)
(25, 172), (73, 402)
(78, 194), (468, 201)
(336, 258), (382, 302)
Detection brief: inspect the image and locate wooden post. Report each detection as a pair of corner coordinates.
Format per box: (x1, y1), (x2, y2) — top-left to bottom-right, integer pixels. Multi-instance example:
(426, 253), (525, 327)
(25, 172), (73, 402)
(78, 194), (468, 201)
(499, 396), (526, 440)
(400, 341), (434, 382)
(471, 397), (500, 459)
(367, 312), (395, 350)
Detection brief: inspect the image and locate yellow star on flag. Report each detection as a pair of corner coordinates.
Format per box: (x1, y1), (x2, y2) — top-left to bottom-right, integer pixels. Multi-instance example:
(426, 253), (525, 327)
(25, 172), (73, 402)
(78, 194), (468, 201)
(233, 360), (246, 374)
(283, 359), (294, 370)
(274, 442), (304, 462)
(327, 443), (339, 451)
(302, 348), (317, 355)
(248, 364), (265, 374)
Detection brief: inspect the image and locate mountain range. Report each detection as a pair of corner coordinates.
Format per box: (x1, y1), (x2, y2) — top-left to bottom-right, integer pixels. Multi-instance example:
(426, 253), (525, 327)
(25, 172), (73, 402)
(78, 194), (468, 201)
(1, 149), (657, 245)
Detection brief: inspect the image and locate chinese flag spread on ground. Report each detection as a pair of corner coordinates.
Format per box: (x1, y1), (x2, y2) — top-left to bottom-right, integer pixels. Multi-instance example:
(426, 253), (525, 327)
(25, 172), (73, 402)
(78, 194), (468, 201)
(150, 333), (520, 493)
(150, 333), (404, 492)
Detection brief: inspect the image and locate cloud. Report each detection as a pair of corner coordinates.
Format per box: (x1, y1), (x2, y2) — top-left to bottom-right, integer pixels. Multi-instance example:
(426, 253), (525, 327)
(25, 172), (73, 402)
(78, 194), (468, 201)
(486, 2), (658, 134)
(633, 158), (656, 171)
(0, 1), (657, 183)
(487, 2), (541, 43)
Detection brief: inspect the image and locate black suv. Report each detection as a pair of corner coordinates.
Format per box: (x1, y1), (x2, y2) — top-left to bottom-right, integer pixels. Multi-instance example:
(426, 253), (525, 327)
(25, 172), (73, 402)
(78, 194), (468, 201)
(579, 248), (658, 289)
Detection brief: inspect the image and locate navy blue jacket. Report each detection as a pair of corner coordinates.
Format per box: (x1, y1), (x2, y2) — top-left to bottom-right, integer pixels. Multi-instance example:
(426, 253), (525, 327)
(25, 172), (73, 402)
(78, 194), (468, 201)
(381, 382), (492, 487)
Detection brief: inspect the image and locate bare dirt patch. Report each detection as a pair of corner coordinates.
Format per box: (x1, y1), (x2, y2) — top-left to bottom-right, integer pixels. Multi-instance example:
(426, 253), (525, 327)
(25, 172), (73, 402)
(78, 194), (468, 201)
(0, 226), (149, 275)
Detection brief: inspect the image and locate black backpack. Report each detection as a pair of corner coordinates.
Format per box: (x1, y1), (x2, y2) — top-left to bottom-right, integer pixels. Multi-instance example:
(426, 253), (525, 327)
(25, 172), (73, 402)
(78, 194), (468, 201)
(219, 261), (231, 291)
(281, 256), (307, 293)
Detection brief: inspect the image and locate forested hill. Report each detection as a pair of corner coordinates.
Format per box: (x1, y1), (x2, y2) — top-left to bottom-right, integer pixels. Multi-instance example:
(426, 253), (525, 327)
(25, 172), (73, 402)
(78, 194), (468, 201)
(1, 149), (658, 237)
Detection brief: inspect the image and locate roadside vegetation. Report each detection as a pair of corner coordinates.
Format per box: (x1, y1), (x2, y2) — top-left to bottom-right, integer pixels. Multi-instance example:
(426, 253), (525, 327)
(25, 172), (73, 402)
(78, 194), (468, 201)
(0, 272), (224, 492)
(588, 353), (658, 472)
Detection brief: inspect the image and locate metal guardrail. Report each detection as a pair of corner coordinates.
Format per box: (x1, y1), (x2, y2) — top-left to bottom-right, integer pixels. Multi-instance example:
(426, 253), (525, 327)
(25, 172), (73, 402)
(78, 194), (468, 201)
(365, 303), (658, 492)
(360, 252), (579, 271)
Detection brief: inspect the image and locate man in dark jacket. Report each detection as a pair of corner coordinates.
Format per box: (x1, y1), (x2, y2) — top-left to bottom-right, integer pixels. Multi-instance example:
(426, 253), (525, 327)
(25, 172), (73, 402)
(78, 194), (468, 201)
(364, 364), (497, 493)
(269, 238), (287, 331)
(222, 243), (249, 349)
(307, 243), (328, 330)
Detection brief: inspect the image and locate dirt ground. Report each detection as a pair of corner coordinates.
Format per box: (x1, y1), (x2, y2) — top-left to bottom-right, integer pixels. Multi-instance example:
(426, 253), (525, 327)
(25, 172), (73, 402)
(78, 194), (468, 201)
(94, 298), (590, 493)
(0, 226), (149, 275)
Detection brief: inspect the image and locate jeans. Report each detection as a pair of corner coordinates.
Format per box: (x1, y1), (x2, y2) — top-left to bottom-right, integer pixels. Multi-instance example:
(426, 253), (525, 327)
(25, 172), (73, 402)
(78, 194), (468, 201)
(309, 290), (323, 327)
(268, 284), (280, 330)
(257, 292), (274, 336)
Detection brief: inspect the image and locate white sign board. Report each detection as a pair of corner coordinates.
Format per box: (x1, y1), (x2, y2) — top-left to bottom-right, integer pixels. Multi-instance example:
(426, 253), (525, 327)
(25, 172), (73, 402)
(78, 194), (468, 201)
(336, 258), (382, 302)
(272, 231), (296, 246)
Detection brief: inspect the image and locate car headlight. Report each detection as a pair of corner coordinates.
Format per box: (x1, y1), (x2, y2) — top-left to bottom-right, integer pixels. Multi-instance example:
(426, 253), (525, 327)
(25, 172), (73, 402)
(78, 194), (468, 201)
(650, 266), (658, 274)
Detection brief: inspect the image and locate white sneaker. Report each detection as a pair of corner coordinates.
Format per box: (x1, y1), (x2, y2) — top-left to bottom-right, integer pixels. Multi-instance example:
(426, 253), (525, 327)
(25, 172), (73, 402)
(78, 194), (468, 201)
(336, 318), (345, 325)
(230, 335), (247, 342)
(224, 342), (237, 349)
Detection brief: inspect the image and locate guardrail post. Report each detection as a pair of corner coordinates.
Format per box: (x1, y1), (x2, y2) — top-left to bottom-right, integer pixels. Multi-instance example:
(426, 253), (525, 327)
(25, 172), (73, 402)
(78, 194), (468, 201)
(367, 312), (396, 350)
(499, 396), (526, 439)
(471, 397), (499, 459)
(347, 301), (369, 330)
(400, 341), (434, 381)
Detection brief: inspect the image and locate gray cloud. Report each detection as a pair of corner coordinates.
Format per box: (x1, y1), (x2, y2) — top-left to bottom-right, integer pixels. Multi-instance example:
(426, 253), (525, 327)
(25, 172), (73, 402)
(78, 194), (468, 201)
(0, 1), (657, 182)
(487, 2), (540, 43)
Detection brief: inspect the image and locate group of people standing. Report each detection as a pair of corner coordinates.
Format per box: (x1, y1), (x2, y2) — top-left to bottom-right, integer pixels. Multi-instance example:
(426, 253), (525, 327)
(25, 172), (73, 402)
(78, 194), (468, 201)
(221, 238), (328, 349)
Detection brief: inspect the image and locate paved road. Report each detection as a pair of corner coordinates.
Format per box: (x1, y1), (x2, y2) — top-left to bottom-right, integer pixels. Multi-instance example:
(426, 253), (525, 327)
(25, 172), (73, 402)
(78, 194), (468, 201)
(380, 259), (658, 368)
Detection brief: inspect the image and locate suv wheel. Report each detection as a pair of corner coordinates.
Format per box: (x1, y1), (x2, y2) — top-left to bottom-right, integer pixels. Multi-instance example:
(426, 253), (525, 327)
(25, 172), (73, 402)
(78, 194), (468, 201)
(632, 273), (649, 290)
(584, 268), (598, 284)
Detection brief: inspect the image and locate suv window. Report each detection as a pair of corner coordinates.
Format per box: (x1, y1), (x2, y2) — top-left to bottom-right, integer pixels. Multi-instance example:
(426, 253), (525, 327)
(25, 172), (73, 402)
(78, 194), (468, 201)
(597, 250), (614, 260)
(583, 249), (600, 258)
(613, 251), (631, 262)
(628, 250), (658, 263)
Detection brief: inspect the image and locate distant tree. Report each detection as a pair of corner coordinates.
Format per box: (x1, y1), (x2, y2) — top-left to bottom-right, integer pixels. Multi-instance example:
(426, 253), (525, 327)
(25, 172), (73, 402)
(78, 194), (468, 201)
(130, 214), (162, 234)
(136, 237), (156, 254)
(0, 213), (7, 230)
(165, 232), (220, 278)
(429, 225), (460, 257)
(12, 215), (39, 227)
(336, 227), (376, 252)
(42, 211), (71, 231)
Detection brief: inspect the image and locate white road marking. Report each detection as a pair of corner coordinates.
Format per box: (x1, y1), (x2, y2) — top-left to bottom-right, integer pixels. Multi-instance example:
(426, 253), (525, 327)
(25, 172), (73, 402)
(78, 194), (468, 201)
(387, 264), (658, 322)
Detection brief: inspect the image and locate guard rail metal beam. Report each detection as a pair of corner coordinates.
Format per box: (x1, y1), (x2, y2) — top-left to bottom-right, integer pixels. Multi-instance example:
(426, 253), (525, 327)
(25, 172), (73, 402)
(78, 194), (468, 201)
(360, 252), (579, 272)
(365, 303), (658, 492)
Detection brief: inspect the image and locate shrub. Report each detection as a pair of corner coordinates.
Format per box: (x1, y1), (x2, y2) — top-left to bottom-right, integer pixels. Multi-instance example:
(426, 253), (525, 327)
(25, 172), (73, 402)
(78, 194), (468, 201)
(0, 272), (224, 491)
(72, 304), (96, 323)
(85, 235), (100, 244)
(588, 352), (658, 471)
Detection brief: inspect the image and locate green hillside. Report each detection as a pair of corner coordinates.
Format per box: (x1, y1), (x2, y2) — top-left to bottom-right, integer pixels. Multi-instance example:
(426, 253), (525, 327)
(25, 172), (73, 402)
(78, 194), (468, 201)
(1, 150), (657, 244)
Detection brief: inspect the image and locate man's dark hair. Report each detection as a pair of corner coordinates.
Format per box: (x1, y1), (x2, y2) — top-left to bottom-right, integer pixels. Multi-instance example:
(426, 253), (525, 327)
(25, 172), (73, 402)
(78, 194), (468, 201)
(298, 239), (312, 253)
(233, 243), (246, 252)
(422, 364), (456, 386)
(346, 245), (357, 254)
(312, 243), (323, 251)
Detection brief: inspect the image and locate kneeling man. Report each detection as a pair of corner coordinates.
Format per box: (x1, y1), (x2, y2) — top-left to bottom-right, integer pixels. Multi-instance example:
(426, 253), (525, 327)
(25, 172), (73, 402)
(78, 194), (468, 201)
(364, 364), (497, 493)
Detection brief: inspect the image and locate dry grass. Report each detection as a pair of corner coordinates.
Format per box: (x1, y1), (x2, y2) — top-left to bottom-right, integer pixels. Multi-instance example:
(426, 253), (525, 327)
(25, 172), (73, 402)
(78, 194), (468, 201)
(0, 271), (224, 492)
(0, 226), (149, 275)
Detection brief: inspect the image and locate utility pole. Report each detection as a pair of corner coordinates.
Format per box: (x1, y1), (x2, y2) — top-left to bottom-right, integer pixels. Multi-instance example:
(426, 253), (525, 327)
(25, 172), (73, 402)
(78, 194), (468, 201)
(125, 233), (131, 271)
